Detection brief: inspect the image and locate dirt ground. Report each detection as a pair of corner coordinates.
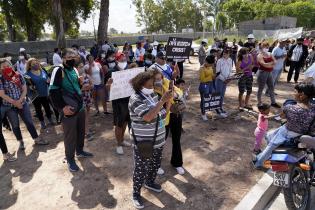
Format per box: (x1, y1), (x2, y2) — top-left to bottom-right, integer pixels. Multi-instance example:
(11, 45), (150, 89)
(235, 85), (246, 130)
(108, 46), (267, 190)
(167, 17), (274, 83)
(0, 57), (297, 210)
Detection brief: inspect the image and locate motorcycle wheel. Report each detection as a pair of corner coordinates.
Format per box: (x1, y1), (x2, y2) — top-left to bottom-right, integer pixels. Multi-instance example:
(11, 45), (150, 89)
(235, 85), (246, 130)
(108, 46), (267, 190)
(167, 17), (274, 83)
(283, 165), (311, 210)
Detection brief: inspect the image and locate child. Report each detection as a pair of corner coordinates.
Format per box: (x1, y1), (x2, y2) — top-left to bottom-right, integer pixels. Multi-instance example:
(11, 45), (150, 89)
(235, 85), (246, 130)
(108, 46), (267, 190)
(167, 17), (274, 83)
(253, 104), (271, 154)
(80, 68), (94, 141)
(254, 83), (315, 170)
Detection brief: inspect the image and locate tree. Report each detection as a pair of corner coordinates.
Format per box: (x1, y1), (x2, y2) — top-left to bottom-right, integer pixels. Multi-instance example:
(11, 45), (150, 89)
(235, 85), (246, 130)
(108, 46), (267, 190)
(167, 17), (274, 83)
(109, 28), (118, 34)
(215, 12), (227, 32)
(97, 0), (109, 43)
(51, 0), (65, 47)
(0, 13), (7, 41)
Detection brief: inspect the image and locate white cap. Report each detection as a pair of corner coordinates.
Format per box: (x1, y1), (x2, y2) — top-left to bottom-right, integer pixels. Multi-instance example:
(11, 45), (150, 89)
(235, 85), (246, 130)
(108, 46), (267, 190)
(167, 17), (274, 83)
(247, 34), (255, 39)
(153, 41), (159, 46)
(202, 39), (208, 44)
(19, 48), (26, 52)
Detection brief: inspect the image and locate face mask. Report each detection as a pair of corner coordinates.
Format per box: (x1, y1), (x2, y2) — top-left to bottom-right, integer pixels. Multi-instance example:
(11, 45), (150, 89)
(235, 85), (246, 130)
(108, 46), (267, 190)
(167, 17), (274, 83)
(298, 43), (302, 45)
(145, 60), (152, 65)
(262, 48), (269, 53)
(108, 62), (116, 69)
(117, 61), (127, 70)
(101, 53), (106, 58)
(19, 56), (24, 60)
(154, 80), (163, 87)
(142, 87), (154, 95)
(32, 64), (40, 71)
(65, 59), (75, 68)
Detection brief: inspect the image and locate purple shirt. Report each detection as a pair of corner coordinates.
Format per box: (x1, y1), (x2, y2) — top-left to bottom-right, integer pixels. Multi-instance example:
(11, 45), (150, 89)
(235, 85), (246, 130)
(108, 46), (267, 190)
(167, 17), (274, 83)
(240, 56), (253, 76)
(284, 104), (315, 134)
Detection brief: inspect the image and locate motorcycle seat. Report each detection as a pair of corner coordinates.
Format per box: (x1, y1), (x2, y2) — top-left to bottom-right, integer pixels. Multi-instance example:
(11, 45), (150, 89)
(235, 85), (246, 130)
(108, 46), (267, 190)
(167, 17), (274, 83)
(299, 135), (315, 149)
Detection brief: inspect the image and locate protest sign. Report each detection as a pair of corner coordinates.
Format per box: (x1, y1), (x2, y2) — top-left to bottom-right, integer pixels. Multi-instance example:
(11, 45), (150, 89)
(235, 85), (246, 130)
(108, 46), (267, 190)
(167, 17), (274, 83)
(204, 93), (221, 111)
(109, 67), (145, 101)
(166, 37), (193, 59)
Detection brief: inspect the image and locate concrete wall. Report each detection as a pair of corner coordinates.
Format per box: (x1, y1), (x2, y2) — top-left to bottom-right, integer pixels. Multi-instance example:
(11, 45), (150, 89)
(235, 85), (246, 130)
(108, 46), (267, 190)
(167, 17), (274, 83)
(0, 32), (213, 58)
(239, 16), (297, 35)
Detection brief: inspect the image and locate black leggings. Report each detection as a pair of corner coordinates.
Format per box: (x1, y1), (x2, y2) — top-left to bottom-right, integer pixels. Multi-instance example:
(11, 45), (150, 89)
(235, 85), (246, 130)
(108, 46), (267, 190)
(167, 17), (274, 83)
(33, 96), (52, 122)
(0, 116), (8, 154)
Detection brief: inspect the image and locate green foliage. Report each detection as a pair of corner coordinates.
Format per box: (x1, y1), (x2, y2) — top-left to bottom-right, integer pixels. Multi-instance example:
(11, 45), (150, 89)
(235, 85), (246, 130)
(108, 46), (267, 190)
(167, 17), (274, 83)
(133, 0), (203, 33)
(221, 0), (315, 29)
(216, 12), (228, 31)
(0, 13), (7, 41)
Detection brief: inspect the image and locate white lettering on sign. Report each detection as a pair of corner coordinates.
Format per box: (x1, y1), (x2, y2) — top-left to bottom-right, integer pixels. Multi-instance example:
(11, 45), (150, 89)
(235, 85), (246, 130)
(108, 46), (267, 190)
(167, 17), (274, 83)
(109, 67), (145, 101)
(172, 48), (186, 53)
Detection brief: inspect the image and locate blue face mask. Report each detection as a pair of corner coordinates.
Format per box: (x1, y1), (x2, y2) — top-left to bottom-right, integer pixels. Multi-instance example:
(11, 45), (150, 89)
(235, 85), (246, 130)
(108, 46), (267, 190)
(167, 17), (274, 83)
(145, 60), (152, 65)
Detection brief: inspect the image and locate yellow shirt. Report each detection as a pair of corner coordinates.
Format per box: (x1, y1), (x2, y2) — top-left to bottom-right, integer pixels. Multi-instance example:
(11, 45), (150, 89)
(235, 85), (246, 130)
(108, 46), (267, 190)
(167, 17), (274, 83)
(199, 66), (214, 83)
(154, 78), (183, 126)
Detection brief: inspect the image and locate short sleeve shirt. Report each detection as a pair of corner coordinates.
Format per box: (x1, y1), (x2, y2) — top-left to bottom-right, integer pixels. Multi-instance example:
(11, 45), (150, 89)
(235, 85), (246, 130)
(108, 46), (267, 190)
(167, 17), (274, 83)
(0, 74), (26, 106)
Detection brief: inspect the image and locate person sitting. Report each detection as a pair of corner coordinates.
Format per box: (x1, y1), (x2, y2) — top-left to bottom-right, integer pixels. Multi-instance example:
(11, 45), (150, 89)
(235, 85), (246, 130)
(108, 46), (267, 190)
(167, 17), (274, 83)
(254, 83), (315, 170)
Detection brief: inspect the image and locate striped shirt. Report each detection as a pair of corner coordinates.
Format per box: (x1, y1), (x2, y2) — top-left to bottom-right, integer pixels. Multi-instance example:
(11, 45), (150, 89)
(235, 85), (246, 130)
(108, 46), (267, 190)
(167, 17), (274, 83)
(129, 92), (167, 148)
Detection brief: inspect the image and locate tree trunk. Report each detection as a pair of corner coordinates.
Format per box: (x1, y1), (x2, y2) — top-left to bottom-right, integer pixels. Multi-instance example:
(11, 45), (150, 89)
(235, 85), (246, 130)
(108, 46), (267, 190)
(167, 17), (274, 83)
(97, 0), (109, 43)
(2, 0), (15, 41)
(51, 0), (66, 48)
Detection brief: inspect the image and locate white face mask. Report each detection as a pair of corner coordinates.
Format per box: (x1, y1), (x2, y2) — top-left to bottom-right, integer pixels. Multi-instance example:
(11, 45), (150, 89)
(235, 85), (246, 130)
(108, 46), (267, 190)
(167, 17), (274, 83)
(101, 53), (106, 58)
(263, 48), (269, 53)
(117, 61), (127, 70)
(108, 62), (116, 69)
(142, 87), (154, 95)
(19, 55), (24, 60)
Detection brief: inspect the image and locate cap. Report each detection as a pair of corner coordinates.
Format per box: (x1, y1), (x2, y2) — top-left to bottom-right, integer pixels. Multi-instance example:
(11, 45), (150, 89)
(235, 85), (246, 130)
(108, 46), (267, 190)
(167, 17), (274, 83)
(115, 52), (125, 61)
(247, 34), (255, 39)
(156, 51), (166, 59)
(153, 41), (159, 46)
(19, 48), (26, 52)
(202, 39), (208, 44)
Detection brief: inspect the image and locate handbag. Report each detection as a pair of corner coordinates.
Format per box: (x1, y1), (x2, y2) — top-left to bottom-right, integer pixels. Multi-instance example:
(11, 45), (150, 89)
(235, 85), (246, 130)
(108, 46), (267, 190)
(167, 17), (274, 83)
(62, 69), (83, 115)
(132, 116), (159, 159)
(170, 99), (186, 114)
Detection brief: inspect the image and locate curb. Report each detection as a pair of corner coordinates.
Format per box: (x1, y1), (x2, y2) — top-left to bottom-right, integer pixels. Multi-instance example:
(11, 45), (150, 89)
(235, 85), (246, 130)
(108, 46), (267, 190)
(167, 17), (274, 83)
(234, 172), (280, 210)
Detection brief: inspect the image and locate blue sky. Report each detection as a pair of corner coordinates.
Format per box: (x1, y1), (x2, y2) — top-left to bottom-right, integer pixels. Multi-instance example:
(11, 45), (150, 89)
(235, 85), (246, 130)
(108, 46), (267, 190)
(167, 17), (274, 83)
(80, 0), (143, 33)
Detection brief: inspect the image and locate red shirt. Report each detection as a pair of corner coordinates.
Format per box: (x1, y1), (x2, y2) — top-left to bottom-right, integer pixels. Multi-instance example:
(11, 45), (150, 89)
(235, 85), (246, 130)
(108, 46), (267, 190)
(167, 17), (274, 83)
(259, 56), (273, 72)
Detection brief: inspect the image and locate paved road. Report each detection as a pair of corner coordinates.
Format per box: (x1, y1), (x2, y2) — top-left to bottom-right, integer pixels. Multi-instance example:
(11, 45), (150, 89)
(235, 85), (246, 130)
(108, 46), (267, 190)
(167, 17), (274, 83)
(265, 187), (315, 209)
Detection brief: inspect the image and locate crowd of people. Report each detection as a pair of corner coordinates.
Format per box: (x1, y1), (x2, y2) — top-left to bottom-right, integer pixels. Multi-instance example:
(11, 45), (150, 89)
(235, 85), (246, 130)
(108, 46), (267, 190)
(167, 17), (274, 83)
(0, 34), (315, 209)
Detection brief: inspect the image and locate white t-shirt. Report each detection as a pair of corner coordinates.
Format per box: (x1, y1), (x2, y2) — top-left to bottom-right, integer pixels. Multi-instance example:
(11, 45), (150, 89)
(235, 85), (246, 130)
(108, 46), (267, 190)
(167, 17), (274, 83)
(216, 57), (233, 81)
(272, 46), (287, 70)
(53, 53), (62, 66)
(16, 60), (26, 75)
(84, 62), (102, 85)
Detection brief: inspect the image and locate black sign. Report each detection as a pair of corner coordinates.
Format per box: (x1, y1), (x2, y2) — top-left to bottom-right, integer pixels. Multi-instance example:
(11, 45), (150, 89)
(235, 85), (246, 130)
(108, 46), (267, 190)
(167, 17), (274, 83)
(204, 93), (221, 111)
(166, 37), (193, 59)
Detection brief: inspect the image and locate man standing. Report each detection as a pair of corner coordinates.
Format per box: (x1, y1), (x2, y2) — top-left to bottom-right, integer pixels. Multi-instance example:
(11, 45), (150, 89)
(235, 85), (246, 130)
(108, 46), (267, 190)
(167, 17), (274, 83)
(198, 39), (208, 66)
(53, 48), (62, 66)
(150, 51), (178, 80)
(244, 34), (256, 50)
(287, 38), (308, 83)
(271, 39), (287, 89)
(49, 48), (93, 172)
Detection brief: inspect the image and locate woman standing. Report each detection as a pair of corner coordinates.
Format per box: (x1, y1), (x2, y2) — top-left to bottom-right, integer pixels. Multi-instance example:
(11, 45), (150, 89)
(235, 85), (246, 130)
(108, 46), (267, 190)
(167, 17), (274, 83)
(84, 54), (107, 116)
(199, 55), (216, 121)
(152, 70), (185, 175)
(236, 48), (254, 110)
(257, 42), (281, 108)
(129, 71), (172, 209)
(26, 58), (55, 129)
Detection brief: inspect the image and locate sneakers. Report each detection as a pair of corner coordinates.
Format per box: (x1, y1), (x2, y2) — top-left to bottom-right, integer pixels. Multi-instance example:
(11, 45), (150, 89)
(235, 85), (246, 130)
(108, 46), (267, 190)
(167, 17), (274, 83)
(34, 138), (49, 145)
(19, 141), (25, 150)
(219, 112), (228, 118)
(157, 167), (165, 175)
(3, 153), (17, 162)
(132, 193), (144, 209)
(116, 146), (124, 155)
(176, 167), (185, 175)
(122, 141), (132, 147)
(271, 103), (281, 108)
(201, 114), (208, 121)
(144, 182), (162, 193)
(76, 150), (94, 158)
(67, 159), (80, 172)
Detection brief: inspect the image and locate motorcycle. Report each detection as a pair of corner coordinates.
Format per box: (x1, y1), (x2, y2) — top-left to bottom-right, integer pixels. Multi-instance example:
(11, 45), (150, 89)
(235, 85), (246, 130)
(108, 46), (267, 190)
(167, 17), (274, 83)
(264, 135), (315, 210)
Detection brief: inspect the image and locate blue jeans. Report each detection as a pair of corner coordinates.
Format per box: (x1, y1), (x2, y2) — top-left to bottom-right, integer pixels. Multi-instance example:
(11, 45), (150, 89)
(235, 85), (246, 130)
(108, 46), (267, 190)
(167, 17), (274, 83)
(215, 78), (226, 109)
(255, 125), (300, 167)
(199, 82), (213, 114)
(2, 103), (38, 141)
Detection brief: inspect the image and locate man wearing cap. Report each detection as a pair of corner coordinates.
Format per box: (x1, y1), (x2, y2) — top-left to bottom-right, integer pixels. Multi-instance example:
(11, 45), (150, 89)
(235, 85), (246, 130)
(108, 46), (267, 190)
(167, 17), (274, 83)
(287, 37), (309, 83)
(106, 52), (132, 155)
(149, 51), (177, 80)
(269, 39), (287, 91)
(198, 39), (208, 65)
(244, 34), (256, 50)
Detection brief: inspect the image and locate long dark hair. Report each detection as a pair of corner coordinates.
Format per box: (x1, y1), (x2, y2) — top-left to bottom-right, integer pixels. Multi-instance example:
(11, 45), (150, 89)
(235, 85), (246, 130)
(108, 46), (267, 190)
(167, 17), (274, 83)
(295, 83), (315, 100)
(237, 47), (248, 62)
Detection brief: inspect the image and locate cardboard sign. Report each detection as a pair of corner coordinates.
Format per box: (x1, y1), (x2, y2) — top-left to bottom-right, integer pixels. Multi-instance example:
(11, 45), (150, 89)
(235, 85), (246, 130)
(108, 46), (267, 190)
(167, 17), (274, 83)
(109, 67), (145, 101)
(166, 37), (193, 59)
(204, 93), (221, 111)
